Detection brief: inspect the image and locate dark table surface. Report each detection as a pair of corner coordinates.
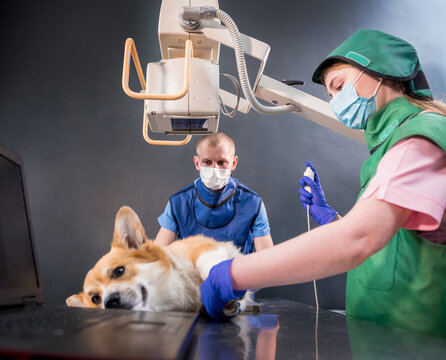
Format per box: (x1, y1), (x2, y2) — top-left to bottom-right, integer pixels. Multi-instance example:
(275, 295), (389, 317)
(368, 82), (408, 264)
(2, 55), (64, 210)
(190, 298), (446, 360)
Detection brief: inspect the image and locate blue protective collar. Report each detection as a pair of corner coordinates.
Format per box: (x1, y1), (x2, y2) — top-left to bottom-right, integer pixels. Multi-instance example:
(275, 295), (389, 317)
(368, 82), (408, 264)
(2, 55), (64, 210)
(194, 178), (238, 228)
(195, 177), (237, 207)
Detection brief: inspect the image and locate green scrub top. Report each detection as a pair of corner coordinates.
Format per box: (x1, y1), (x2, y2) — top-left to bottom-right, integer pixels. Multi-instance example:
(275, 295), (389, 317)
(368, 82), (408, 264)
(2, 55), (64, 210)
(346, 96), (446, 337)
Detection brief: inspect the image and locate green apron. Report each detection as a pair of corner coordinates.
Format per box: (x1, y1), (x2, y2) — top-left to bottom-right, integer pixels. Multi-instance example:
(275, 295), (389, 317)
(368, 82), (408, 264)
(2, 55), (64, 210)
(346, 97), (446, 337)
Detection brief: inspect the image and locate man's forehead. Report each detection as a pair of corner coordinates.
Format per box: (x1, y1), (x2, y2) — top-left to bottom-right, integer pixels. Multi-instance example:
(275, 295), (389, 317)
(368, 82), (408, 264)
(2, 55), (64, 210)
(197, 141), (234, 158)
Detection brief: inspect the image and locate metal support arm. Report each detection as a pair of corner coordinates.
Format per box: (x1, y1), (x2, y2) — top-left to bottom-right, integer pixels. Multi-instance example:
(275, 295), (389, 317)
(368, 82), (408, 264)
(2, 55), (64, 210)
(255, 75), (366, 144)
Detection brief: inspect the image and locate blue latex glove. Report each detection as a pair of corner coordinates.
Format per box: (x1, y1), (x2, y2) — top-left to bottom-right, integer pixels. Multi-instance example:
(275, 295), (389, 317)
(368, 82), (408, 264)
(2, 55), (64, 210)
(200, 259), (246, 321)
(299, 161), (337, 225)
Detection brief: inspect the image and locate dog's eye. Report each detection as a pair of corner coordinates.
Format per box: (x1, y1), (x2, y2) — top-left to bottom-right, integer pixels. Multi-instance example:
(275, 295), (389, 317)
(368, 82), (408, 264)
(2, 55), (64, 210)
(91, 295), (101, 305)
(111, 266), (125, 279)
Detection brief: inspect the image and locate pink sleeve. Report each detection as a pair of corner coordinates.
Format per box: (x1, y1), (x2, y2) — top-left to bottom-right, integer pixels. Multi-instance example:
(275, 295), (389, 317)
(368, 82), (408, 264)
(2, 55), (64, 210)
(361, 137), (446, 231)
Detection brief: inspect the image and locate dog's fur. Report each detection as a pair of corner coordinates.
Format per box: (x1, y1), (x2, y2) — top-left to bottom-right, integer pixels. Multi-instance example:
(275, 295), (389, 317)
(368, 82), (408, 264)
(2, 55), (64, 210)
(66, 206), (246, 313)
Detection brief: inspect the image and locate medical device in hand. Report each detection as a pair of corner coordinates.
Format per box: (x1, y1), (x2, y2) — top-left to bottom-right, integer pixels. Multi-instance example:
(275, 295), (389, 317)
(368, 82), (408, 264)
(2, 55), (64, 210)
(304, 167), (315, 195)
(122, 0), (365, 145)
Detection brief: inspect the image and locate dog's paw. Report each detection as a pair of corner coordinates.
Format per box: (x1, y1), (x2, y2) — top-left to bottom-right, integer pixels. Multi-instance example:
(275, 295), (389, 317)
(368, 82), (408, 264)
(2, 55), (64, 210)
(239, 291), (261, 313)
(222, 299), (241, 317)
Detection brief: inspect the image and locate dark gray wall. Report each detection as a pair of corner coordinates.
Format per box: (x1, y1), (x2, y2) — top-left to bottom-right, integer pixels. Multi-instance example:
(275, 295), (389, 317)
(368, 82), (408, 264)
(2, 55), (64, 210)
(1, 0), (445, 309)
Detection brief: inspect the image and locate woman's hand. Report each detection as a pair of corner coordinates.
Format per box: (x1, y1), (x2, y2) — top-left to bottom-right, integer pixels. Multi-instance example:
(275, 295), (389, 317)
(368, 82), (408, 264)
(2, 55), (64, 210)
(299, 161), (338, 225)
(200, 259), (246, 321)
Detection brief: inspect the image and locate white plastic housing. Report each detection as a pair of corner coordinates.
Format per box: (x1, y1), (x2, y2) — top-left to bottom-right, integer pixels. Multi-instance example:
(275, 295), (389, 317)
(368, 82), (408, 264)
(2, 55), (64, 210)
(145, 57), (220, 134)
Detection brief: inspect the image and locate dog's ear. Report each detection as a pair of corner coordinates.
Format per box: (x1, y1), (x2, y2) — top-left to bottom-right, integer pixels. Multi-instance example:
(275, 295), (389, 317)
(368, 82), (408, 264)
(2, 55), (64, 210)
(66, 292), (87, 308)
(112, 206), (148, 250)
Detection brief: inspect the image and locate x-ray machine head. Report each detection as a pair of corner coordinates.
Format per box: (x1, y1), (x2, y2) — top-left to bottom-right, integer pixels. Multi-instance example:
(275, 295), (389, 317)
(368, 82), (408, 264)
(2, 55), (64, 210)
(122, 0), (365, 146)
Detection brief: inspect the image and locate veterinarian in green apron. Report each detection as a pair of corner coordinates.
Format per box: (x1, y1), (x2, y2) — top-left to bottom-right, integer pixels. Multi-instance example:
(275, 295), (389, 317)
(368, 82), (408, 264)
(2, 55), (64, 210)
(200, 29), (446, 337)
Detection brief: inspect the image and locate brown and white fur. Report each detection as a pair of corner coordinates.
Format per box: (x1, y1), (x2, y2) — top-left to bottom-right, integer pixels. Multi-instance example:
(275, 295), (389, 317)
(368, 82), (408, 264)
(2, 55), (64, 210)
(66, 206), (247, 314)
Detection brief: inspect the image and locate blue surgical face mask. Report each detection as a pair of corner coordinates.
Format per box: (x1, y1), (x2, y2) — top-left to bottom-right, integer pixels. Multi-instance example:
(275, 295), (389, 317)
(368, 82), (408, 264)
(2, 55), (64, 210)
(329, 71), (383, 130)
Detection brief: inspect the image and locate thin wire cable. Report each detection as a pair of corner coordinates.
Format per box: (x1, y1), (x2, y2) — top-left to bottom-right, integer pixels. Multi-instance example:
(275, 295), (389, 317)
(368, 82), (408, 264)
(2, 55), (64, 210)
(307, 208), (319, 311)
(219, 73), (240, 118)
(307, 204), (319, 360)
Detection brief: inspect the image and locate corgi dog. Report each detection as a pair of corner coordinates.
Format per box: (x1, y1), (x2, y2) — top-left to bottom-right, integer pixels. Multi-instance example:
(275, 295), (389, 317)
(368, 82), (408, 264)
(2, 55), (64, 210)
(66, 206), (247, 315)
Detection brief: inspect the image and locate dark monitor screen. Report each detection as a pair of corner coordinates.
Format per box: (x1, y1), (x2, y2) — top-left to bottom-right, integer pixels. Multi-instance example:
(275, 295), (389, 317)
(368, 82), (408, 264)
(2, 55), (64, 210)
(0, 149), (41, 305)
(171, 118), (208, 132)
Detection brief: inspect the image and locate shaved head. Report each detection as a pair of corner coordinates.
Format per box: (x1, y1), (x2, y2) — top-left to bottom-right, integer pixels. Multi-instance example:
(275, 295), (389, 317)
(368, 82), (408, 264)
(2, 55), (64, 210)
(196, 132), (235, 158)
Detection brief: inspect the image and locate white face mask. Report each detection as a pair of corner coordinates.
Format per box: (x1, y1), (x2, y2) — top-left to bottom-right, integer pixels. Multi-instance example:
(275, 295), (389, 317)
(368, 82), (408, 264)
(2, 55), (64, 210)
(200, 166), (231, 190)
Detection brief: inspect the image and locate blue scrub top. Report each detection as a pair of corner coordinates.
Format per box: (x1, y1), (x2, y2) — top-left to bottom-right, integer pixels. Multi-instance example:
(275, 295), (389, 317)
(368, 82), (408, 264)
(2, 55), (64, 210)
(158, 180), (271, 238)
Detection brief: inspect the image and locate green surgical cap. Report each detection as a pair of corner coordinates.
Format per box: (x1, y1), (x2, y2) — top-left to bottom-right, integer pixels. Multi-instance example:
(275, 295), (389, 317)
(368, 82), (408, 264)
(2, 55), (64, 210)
(312, 29), (432, 99)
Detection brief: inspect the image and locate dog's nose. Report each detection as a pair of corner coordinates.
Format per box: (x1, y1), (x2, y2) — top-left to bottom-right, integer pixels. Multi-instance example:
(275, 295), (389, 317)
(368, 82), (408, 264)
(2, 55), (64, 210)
(104, 292), (121, 309)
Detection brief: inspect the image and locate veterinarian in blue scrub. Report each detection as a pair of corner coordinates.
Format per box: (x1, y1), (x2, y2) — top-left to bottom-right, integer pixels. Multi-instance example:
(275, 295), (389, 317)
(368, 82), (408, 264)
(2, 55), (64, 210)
(155, 132), (273, 254)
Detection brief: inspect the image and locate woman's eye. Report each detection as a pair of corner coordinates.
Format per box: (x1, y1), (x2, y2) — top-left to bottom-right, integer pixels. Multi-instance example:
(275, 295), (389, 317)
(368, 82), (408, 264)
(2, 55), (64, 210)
(336, 84), (343, 91)
(91, 295), (101, 305)
(111, 266), (125, 279)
